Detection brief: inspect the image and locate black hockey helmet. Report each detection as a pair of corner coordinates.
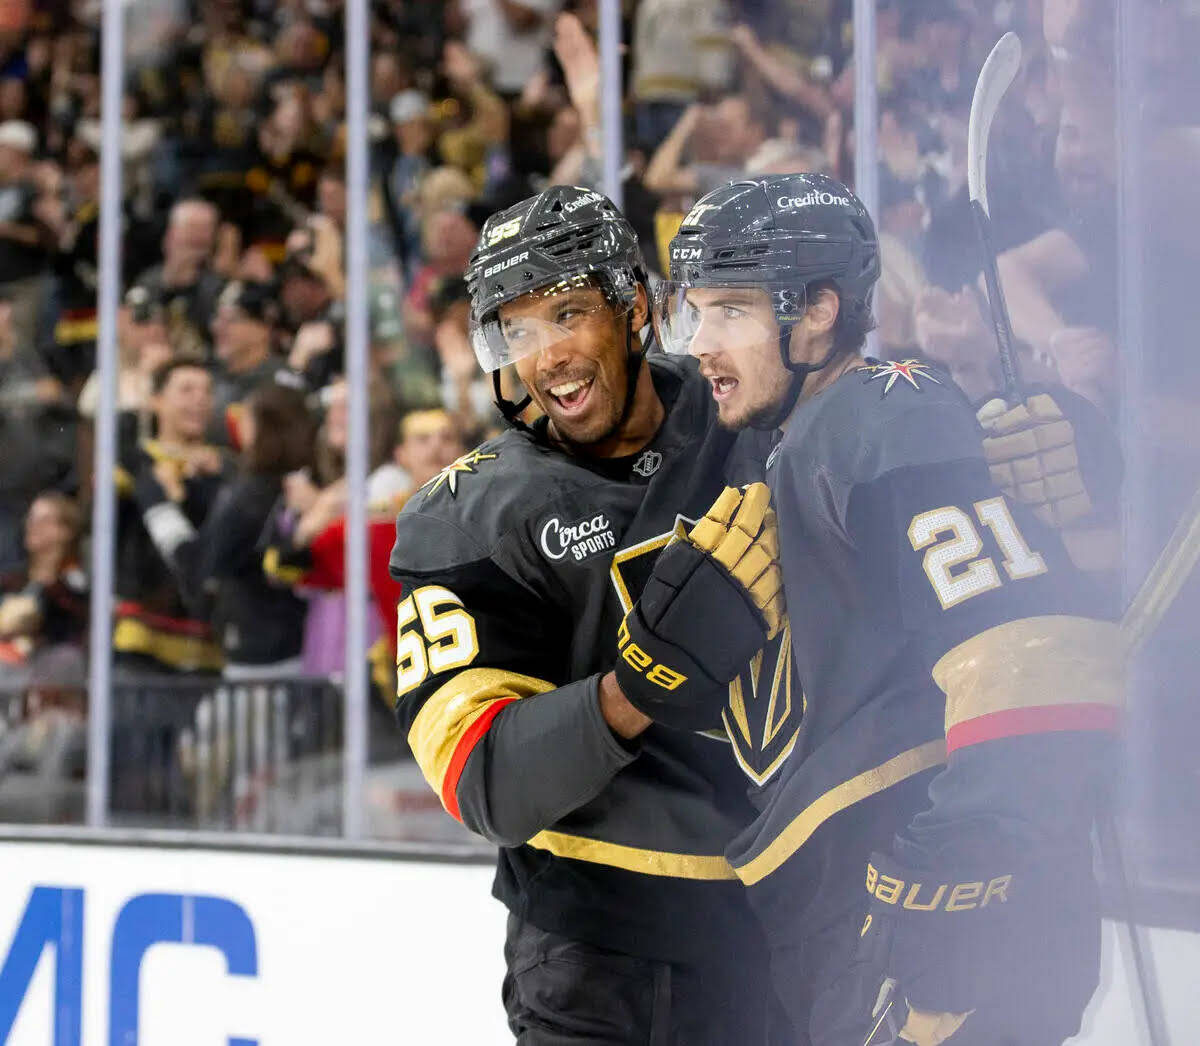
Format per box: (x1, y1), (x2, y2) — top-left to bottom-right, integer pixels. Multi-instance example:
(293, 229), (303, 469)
(465, 185), (648, 426)
(655, 173), (879, 424)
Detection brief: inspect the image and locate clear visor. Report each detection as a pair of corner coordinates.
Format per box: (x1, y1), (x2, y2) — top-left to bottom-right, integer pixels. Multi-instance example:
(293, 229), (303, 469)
(470, 275), (630, 373)
(651, 282), (800, 357)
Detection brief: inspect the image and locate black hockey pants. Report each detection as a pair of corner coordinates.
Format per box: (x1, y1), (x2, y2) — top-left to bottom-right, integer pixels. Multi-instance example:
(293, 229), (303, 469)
(502, 913), (787, 1045)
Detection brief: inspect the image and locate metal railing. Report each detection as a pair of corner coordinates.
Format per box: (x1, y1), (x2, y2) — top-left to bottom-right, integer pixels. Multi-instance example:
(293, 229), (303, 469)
(0, 674), (480, 849)
(107, 676), (342, 834)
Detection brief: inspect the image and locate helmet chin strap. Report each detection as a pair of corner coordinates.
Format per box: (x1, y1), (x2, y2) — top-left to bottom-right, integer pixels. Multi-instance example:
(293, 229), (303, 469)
(762, 325), (804, 429)
(616, 312), (646, 432)
(762, 320), (840, 429)
(492, 371), (539, 440)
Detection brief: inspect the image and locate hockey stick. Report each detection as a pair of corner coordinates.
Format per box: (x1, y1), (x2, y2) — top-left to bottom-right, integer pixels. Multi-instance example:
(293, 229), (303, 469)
(967, 31), (1024, 402)
(1098, 486), (1200, 1046)
(967, 32), (1170, 1046)
(862, 32), (1177, 1046)
(1121, 479), (1200, 652)
(968, 29), (1200, 649)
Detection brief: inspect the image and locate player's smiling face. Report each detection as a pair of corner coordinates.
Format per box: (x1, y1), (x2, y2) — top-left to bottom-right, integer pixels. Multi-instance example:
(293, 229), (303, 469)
(505, 282), (643, 447)
(684, 287), (793, 430)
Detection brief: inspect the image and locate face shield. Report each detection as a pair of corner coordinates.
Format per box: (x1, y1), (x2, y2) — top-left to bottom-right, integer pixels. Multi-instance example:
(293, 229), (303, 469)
(652, 282), (802, 359)
(470, 274), (632, 373)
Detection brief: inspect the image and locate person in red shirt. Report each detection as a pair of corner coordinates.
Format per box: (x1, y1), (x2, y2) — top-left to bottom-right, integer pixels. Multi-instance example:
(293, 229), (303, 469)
(263, 407), (465, 698)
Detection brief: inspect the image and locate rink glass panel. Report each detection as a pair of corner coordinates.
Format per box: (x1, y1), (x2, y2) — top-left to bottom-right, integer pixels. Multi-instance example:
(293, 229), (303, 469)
(5, 0), (1192, 889)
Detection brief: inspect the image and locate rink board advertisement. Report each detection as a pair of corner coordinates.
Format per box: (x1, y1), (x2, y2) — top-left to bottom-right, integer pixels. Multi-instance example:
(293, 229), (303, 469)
(0, 837), (507, 1045)
(0, 835), (1193, 1045)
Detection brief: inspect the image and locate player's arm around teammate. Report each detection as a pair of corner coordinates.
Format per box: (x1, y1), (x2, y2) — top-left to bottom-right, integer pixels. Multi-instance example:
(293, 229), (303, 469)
(389, 185), (782, 1045)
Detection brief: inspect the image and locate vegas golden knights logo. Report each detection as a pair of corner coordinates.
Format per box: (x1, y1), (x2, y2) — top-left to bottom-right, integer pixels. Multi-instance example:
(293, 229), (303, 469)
(723, 621), (802, 786)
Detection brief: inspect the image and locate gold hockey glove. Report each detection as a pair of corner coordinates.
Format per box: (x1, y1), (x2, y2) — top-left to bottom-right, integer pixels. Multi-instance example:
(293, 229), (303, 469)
(977, 393), (1091, 528)
(688, 484), (785, 639)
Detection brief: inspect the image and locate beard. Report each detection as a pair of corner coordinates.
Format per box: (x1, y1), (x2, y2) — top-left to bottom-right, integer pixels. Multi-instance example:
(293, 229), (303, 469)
(550, 353), (637, 452)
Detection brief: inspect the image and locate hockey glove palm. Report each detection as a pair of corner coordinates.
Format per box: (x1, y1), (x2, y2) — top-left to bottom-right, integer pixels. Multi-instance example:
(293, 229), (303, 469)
(860, 977), (972, 1046)
(898, 1006), (971, 1045)
(615, 483), (784, 731)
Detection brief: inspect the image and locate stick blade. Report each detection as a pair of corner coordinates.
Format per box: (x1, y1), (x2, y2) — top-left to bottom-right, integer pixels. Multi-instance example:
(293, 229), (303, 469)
(967, 31), (1023, 215)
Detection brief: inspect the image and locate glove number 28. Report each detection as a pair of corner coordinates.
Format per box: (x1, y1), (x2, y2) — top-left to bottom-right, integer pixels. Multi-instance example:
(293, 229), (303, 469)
(617, 616), (688, 690)
(908, 497), (1047, 609)
(396, 585), (480, 697)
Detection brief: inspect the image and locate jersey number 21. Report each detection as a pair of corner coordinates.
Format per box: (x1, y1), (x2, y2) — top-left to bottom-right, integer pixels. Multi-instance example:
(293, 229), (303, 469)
(909, 496), (1047, 610)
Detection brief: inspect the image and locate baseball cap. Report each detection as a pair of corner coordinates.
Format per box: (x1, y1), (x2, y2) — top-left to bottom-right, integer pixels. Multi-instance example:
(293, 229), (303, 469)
(0, 121), (36, 154)
(389, 90), (431, 125)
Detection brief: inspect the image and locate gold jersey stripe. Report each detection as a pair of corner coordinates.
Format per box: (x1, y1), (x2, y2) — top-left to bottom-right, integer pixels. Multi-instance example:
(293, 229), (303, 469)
(526, 830), (739, 881)
(54, 316), (99, 344)
(733, 740), (947, 886)
(407, 668), (554, 809)
(113, 618), (225, 672)
(934, 615), (1124, 732)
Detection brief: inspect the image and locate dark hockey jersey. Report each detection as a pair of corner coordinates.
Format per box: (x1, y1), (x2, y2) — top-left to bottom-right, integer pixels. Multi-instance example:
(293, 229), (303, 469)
(113, 439), (227, 672)
(722, 360), (1121, 988)
(389, 354), (764, 964)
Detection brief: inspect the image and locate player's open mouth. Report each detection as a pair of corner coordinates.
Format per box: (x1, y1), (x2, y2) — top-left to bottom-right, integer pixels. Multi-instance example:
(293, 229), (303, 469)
(548, 377), (594, 413)
(710, 376), (738, 401)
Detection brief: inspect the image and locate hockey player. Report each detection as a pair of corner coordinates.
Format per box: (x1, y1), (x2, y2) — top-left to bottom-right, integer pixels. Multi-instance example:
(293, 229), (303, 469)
(653, 173), (1124, 1045)
(388, 185), (783, 1043)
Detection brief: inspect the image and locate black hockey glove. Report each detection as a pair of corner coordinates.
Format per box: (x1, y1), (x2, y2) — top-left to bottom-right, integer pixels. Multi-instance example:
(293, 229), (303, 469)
(614, 483), (784, 731)
(855, 851), (1050, 1045)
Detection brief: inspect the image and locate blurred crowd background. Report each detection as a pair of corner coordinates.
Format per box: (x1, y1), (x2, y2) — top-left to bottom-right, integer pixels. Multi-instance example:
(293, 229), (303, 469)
(0, 0), (1194, 860)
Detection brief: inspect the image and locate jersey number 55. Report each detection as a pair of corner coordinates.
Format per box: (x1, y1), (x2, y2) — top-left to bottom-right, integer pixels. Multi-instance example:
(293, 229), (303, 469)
(396, 586), (480, 697)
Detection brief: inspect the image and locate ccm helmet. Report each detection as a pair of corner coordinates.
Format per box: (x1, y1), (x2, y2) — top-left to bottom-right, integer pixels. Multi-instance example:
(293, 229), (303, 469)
(465, 185), (647, 425)
(657, 173), (879, 422)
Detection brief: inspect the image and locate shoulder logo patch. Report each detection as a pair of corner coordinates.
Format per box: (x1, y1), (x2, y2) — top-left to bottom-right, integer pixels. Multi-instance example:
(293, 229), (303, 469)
(422, 449), (498, 499)
(859, 358), (941, 396)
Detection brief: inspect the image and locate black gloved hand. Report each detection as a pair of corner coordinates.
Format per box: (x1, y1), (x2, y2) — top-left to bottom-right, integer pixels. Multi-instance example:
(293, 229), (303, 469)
(615, 483), (784, 730)
(855, 852), (1031, 1045)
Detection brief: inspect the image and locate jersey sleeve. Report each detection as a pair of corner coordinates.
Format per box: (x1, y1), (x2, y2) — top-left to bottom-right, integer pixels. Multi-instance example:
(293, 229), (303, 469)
(390, 510), (636, 848)
(842, 400), (1122, 873)
(134, 466), (251, 620)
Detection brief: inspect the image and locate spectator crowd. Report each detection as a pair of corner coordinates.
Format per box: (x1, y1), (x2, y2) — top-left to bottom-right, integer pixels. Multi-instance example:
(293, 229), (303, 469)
(0, 0), (1195, 823)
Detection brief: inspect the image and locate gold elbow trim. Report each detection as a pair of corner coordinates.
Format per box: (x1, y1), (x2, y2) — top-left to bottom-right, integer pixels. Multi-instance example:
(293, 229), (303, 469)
(934, 615), (1124, 733)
